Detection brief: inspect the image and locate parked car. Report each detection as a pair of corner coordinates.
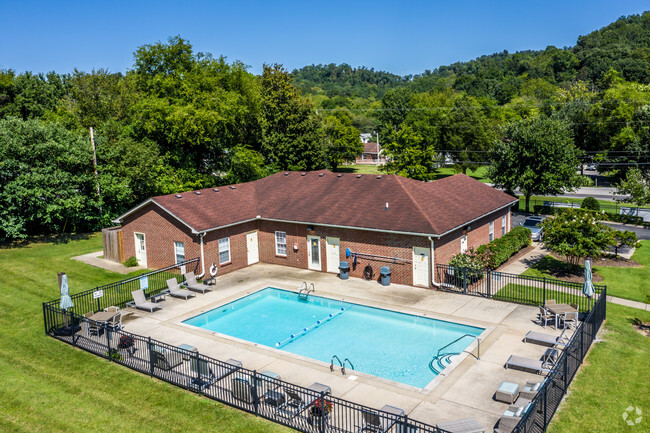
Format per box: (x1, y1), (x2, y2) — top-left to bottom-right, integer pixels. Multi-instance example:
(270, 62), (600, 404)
(521, 216), (545, 241)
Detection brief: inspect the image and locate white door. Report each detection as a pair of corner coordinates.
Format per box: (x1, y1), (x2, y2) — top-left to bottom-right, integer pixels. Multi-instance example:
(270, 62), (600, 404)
(460, 235), (468, 253)
(307, 236), (321, 271)
(412, 246), (430, 287)
(326, 237), (340, 273)
(246, 231), (259, 265)
(135, 233), (147, 267)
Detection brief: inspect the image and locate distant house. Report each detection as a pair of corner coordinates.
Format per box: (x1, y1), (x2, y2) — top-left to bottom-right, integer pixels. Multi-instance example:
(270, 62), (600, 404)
(110, 171), (517, 288)
(355, 142), (386, 165)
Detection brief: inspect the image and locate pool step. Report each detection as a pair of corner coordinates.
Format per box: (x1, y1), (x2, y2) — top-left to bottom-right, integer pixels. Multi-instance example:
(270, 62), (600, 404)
(429, 353), (459, 374)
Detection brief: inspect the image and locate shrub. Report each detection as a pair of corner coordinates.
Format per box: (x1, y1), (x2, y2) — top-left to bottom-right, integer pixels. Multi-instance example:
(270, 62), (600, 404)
(476, 226), (532, 269)
(581, 196), (600, 211)
(449, 247), (492, 272)
(122, 256), (139, 267)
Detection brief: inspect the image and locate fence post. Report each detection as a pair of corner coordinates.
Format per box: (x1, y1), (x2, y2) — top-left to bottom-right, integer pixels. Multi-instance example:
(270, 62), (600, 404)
(563, 354), (568, 393)
(253, 370), (259, 416)
(487, 270), (492, 297)
(106, 325), (112, 362)
(42, 303), (48, 335)
(462, 268), (467, 294)
(543, 278), (546, 305)
(319, 391), (326, 433)
(148, 337), (154, 377)
(543, 384), (548, 433)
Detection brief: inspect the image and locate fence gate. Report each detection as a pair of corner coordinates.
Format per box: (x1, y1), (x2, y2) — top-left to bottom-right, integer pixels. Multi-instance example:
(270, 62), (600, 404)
(102, 227), (123, 263)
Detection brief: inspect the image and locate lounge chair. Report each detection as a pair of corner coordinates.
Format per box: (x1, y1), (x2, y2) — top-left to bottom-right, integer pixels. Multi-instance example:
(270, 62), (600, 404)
(505, 355), (553, 375)
(276, 382), (331, 418)
(524, 329), (569, 347)
(151, 346), (183, 371)
(519, 379), (545, 400)
(189, 357), (242, 391)
(183, 272), (212, 294)
(166, 278), (196, 300)
(131, 289), (162, 312)
(356, 405), (405, 433)
(232, 375), (257, 404)
(437, 417), (486, 433)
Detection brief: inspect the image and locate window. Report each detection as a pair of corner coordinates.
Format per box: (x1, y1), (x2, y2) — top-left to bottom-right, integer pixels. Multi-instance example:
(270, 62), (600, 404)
(489, 221), (494, 241)
(460, 235), (468, 253)
(502, 216), (507, 236)
(174, 242), (185, 264)
(275, 231), (287, 256)
(218, 237), (231, 264)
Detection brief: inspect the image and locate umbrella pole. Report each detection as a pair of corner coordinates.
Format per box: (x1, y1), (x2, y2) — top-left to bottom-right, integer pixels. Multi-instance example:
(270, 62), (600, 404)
(58, 272), (70, 328)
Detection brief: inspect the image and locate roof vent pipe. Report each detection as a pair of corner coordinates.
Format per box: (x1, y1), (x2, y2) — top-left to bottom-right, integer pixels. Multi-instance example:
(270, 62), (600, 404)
(356, 174), (362, 178)
(194, 191), (201, 195)
(385, 202), (389, 210)
(175, 194), (182, 199)
(212, 188), (219, 192)
(230, 186), (236, 190)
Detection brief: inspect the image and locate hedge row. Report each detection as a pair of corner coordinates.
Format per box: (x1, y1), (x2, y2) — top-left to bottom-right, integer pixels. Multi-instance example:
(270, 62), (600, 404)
(533, 205), (644, 225)
(476, 226), (532, 269)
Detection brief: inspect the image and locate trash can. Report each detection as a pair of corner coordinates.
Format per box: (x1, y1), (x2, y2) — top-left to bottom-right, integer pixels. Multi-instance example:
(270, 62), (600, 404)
(339, 261), (350, 280)
(380, 266), (391, 286)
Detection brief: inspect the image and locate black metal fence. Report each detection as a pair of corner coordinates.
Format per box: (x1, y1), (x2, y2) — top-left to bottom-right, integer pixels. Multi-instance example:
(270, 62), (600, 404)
(43, 261), (607, 433)
(435, 264), (605, 312)
(512, 287), (607, 433)
(42, 305), (448, 433)
(42, 258), (200, 317)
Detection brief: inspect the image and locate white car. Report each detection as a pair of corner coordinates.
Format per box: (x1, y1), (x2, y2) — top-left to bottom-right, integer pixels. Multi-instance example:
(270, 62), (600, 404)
(521, 216), (545, 241)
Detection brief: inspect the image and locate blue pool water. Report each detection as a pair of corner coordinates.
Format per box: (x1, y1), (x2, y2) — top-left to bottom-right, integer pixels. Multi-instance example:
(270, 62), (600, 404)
(183, 288), (483, 388)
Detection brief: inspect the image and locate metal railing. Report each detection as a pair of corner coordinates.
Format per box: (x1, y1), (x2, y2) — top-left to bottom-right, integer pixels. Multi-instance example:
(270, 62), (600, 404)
(42, 258), (200, 317)
(435, 264), (605, 312)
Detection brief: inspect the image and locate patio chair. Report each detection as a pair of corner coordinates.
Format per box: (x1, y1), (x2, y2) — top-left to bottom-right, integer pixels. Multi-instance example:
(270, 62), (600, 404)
(537, 306), (554, 329)
(232, 375), (257, 404)
(276, 382), (331, 418)
(494, 400), (534, 433)
(519, 379), (545, 400)
(183, 272), (212, 294)
(356, 405), (404, 433)
(505, 355), (554, 375)
(544, 299), (556, 306)
(189, 357), (242, 391)
(166, 278), (196, 300)
(108, 312), (122, 331)
(130, 289), (162, 312)
(560, 311), (578, 330)
(105, 306), (120, 312)
(524, 329), (569, 347)
(151, 346), (183, 371)
(83, 312), (101, 337)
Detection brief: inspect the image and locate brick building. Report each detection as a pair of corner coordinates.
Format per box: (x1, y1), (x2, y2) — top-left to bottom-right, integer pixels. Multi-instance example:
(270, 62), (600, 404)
(112, 170), (517, 288)
(354, 142), (386, 165)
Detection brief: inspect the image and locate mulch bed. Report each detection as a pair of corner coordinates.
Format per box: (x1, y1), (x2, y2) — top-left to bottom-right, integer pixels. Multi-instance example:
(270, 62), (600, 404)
(633, 321), (650, 338)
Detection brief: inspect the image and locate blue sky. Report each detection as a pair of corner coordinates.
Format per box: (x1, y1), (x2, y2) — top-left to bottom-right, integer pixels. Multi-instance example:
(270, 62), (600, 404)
(1, 1), (647, 76)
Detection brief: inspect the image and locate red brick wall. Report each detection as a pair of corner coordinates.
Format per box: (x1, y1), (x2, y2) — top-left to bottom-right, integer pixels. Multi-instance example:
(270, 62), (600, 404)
(119, 202), (513, 288)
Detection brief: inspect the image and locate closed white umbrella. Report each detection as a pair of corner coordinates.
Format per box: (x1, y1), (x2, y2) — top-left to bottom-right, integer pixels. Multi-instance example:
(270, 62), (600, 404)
(582, 259), (595, 309)
(59, 273), (73, 327)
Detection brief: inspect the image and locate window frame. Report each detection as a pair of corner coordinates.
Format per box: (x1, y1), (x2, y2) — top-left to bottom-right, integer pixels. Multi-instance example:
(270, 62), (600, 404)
(173, 241), (185, 265)
(218, 237), (231, 265)
(275, 231), (287, 256)
(502, 216), (507, 236)
(489, 221), (494, 242)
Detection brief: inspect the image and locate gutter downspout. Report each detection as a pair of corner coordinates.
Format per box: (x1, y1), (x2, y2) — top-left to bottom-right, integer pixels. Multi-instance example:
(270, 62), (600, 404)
(428, 236), (439, 287)
(197, 232), (206, 278)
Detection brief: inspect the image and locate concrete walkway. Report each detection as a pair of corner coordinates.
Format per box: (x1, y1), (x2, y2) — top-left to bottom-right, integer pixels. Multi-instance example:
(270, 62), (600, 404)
(500, 244), (650, 311)
(72, 251), (146, 274)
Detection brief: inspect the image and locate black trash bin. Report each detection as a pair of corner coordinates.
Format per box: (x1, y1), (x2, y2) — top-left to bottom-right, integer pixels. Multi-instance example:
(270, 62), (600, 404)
(380, 266), (391, 286)
(339, 261), (350, 280)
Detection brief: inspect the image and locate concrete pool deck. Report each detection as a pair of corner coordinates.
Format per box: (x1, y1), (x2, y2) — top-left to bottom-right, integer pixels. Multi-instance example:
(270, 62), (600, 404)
(121, 263), (569, 430)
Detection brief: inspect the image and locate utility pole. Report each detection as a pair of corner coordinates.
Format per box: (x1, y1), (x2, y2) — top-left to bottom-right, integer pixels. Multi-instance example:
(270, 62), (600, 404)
(89, 127), (103, 227)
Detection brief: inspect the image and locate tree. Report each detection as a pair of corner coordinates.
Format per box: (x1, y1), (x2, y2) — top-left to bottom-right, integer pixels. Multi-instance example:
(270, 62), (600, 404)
(541, 209), (614, 267)
(610, 230), (640, 258)
(321, 114), (362, 170)
(260, 64), (325, 171)
(381, 125), (437, 181)
(614, 168), (650, 207)
(225, 145), (268, 184)
(488, 117), (581, 212)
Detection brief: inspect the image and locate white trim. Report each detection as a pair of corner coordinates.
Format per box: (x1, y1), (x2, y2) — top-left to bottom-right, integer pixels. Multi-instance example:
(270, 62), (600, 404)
(197, 233), (205, 278)
(307, 235), (321, 271)
(489, 221), (494, 242)
(436, 201), (517, 238)
(275, 231), (287, 256)
(134, 232), (147, 267)
(218, 237), (231, 264)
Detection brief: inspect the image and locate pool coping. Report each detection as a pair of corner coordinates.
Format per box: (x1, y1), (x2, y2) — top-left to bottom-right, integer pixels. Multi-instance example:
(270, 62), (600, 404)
(174, 284), (495, 395)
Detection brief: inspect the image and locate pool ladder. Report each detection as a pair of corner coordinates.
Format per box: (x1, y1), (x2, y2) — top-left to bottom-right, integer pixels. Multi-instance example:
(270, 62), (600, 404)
(330, 355), (354, 375)
(298, 282), (314, 300)
(429, 334), (481, 374)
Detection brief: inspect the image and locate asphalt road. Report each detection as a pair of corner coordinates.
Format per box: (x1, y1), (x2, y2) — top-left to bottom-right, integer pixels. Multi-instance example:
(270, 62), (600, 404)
(511, 212), (650, 241)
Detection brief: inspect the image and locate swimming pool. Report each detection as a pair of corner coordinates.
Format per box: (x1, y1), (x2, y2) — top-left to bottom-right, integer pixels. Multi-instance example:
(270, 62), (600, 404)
(183, 288), (484, 388)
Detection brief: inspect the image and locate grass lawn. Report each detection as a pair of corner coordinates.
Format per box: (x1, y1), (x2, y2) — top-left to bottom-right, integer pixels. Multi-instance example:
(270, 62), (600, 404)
(334, 164), (381, 174)
(547, 303), (650, 433)
(521, 241), (650, 303)
(0, 234), (290, 433)
(516, 195), (618, 213)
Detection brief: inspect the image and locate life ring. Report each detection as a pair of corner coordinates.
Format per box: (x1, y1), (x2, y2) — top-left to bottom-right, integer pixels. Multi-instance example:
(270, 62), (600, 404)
(363, 265), (374, 280)
(209, 263), (218, 277)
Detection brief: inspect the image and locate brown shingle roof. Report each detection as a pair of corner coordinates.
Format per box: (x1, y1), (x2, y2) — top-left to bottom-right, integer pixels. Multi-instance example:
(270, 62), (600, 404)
(134, 171), (516, 236)
(362, 142), (381, 154)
